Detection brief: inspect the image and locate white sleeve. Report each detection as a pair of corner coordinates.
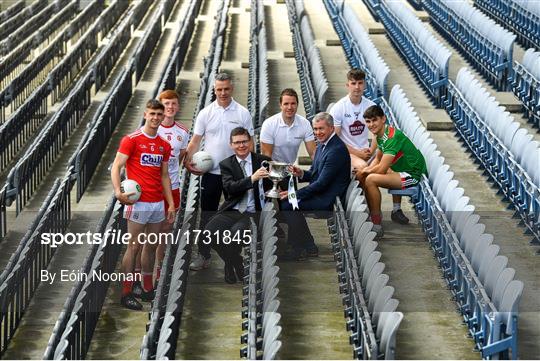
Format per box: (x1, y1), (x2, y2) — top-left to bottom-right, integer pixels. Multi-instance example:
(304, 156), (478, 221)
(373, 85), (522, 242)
(329, 101), (343, 127)
(193, 109), (207, 136)
(242, 109), (254, 135)
(181, 129), (190, 149)
(259, 119), (274, 144)
(304, 121), (315, 141)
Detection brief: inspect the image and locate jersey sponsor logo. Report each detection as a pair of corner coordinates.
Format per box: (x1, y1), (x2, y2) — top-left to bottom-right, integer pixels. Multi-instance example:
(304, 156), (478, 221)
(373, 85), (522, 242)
(349, 120), (365, 136)
(140, 153), (163, 167)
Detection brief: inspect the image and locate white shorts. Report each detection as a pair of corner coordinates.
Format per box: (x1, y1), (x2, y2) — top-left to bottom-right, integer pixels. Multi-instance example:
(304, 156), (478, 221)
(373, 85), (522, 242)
(399, 172), (420, 189)
(124, 201), (165, 224)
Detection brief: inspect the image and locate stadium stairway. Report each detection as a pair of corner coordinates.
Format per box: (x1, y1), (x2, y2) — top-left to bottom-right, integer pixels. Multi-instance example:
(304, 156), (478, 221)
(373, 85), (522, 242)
(347, 0), (540, 358)
(0, 1), (166, 358)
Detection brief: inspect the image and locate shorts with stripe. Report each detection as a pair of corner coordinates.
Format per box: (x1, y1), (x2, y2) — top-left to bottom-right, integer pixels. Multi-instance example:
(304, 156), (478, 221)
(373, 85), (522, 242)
(124, 201), (165, 224)
(399, 172), (419, 189)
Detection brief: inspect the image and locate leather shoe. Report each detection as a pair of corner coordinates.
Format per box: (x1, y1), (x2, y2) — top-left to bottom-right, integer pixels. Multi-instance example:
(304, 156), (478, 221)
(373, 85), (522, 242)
(305, 244), (319, 257)
(121, 294), (143, 310)
(224, 264), (237, 284)
(279, 248), (306, 261)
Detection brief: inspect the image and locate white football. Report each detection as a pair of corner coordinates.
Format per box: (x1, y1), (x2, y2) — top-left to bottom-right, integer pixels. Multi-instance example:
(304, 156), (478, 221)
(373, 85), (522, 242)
(120, 179), (142, 202)
(192, 151), (214, 173)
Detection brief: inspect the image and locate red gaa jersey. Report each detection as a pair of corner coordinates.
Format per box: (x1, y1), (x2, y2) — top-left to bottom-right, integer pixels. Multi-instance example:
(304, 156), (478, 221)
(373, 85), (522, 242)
(118, 129), (171, 202)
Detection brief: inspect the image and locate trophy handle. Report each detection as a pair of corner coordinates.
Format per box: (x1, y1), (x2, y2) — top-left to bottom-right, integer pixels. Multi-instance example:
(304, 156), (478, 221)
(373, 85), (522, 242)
(261, 160), (270, 170)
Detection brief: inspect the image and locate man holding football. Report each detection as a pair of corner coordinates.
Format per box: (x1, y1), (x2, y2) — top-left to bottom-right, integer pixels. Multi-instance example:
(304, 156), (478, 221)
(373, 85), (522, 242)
(111, 99), (175, 310)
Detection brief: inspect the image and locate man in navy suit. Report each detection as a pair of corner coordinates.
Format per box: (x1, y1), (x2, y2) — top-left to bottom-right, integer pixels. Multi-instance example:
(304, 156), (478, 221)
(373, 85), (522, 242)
(280, 112), (351, 260)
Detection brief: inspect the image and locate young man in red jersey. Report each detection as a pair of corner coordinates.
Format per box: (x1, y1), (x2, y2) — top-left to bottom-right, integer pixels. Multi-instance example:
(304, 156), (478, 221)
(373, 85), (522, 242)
(111, 99), (175, 310)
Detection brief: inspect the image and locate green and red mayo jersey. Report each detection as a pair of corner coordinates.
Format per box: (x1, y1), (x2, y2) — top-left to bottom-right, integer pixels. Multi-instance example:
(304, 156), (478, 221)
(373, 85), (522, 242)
(376, 126), (427, 181)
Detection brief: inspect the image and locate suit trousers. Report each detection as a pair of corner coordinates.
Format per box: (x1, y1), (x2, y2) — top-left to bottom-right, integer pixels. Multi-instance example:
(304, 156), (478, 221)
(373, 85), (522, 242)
(204, 210), (252, 267)
(199, 173), (223, 258)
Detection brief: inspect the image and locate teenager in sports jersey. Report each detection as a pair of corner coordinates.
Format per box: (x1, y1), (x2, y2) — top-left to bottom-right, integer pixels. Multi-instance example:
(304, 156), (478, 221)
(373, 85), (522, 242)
(156, 89), (189, 278)
(111, 99), (175, 310)
(358, 105), (427, 237)
(331, 69), (409, 225)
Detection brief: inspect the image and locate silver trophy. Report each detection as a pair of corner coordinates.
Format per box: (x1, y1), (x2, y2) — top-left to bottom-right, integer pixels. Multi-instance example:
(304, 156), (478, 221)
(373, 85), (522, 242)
(261, 160), (291, 198)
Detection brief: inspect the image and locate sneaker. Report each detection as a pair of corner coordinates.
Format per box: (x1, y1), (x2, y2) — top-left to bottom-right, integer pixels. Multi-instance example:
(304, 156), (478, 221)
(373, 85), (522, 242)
(372, 224), (384, 238)
(120, 294), (143, 310)
(305, 244), (319, 257)
(391, 209), (409, 225)
(190, 253), (211, 271)
(132, 281), (144, 297)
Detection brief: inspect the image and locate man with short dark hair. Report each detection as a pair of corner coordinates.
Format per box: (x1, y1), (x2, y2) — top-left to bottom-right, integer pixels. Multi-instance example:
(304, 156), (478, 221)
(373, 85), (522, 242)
(279, 112), (350, 260)
(203, 127), (271, 283)
(359, 105), (427, 237)
(111, 99), (175, 310)
(183, 72), (254, 271)
(260, 88), (316, 163)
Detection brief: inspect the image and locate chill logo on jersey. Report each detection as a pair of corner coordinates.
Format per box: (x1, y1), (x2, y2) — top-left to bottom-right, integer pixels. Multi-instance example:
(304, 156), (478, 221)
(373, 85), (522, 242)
(349, 120), (365, 136)
(140, 153), (163, 167)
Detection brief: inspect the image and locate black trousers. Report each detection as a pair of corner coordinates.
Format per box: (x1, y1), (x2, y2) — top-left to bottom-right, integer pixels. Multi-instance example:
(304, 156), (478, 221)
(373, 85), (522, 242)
(199, 173), (223, 258)
(204, 210), (252, 266)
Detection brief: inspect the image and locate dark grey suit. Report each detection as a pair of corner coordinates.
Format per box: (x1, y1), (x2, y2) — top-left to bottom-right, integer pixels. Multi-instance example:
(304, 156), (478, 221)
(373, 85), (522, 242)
(204, 152), (272, 267)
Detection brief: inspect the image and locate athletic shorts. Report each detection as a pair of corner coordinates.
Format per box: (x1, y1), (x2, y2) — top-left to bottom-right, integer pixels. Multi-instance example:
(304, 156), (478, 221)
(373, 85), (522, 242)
(399, 172), (420, 189)
(124, 201), (165, 224)
(164, 188), (181, 213)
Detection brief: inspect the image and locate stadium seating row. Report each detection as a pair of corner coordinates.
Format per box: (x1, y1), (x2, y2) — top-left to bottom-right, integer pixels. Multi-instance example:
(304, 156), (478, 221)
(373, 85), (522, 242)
(331, 185), (402, 360)
(241, 204), (282, 360)
(513, 48), (540, 128)
(0, 170), (72, 355)
(377, 0), (451, 107)
(285, 0), (329, 119)
(0, 0), (128, 174)
(445, 67), (540, 244)
(247, 0), (269, 131)
(0, 0), (71, 57)
(323, 0), (389, 100)
(141, 175), (196, 360)
(423, 0), (516, 91)
(0, 0), (103, 91)
(0, 0), (47, 39)
(385, 84), (524, 359)
(0, 0), (24, 25)
(474, 0), (540, 51)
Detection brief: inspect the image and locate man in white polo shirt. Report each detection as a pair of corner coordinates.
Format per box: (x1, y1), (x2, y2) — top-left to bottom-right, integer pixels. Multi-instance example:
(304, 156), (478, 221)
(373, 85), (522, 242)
(330, 69), (408, 225)
(184, 72), (254, 270)
(260, 88), (316, 164)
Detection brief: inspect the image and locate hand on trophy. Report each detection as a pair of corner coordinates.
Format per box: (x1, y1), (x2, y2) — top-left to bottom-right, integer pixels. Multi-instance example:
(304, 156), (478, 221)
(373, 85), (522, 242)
(279, 190), (288, 200)
(251, 166), (269, 182)
(287, 165), (304, 178)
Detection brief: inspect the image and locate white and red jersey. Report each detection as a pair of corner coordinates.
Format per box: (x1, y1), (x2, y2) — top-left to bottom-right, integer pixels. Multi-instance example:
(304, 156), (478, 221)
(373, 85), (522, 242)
(157, 122), (190, 190)
(118, 129), (171, 203)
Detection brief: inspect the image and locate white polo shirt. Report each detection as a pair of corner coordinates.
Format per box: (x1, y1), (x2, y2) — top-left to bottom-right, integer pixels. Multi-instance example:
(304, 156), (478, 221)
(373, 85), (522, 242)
(330, 95), (375, 150)
(193, 99), (254, 174)
(259, 113), (314, 163)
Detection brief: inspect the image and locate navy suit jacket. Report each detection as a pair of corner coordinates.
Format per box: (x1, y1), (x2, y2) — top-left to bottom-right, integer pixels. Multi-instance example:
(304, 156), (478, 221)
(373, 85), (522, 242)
(295, 133), (351, 211)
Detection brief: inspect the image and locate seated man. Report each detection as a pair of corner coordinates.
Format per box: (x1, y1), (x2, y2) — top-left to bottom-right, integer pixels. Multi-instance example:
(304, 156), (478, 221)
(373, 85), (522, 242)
(280, 112), (351, 260)
(203, 127), (271, 283)
(358, 105), (427, 237)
